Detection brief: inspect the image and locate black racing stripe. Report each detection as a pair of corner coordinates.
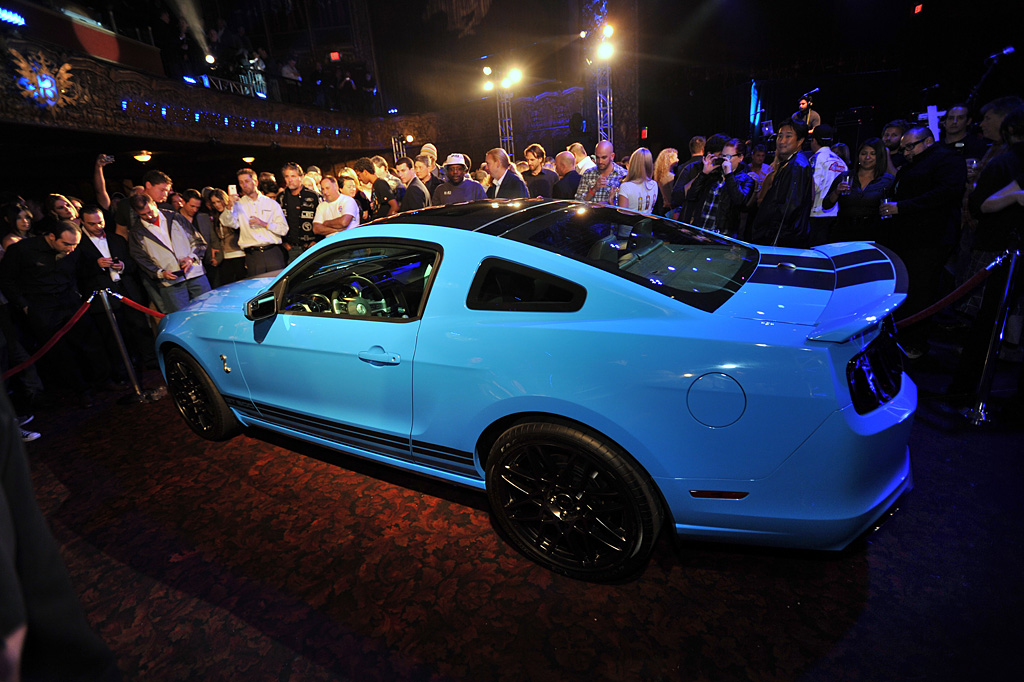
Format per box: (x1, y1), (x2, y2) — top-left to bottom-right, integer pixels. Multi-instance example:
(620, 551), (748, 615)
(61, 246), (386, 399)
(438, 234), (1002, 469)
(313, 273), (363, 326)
(749, 265), (835, 290)
(832, 248), (886, 268)
(758, 254), (833, 270)
(253, 402), (411, 450)
(836, 262), (895, 288)
(412, 440), (474, 464)
(871, 243), (909, 294)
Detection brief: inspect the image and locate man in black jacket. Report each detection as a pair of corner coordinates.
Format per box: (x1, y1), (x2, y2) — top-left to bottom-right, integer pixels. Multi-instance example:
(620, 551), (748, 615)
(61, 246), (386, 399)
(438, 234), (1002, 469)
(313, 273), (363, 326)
(682, 134), (756, 237)
(879, 125), (967, 355)
(750, 120), (813, 247)
(278, 162), (320, 264)
(552, 151), (581, 200)
(486, 148), (529, 199)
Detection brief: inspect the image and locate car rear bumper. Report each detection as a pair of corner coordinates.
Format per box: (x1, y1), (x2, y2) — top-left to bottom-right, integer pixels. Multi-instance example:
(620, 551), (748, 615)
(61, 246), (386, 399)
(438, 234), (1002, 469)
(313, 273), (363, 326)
(657, 375), (916, 551)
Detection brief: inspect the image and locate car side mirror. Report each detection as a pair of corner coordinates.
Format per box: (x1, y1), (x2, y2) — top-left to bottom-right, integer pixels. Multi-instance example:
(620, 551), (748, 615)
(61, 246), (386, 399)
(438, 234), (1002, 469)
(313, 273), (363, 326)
(245, 291), (277, 321)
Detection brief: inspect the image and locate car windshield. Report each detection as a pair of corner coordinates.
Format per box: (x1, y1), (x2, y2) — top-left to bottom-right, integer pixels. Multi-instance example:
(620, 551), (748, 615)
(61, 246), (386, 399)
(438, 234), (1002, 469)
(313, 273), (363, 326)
(503, 205), (759, 313)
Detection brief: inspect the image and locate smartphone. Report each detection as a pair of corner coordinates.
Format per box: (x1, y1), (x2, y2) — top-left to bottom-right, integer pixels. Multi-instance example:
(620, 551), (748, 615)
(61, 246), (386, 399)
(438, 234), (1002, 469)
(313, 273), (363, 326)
(228, 184), (237, 196)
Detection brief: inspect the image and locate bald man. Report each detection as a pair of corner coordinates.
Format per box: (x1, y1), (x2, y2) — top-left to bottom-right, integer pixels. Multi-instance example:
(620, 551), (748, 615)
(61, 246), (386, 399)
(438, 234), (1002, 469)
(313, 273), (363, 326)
(552, 151), (582, 200)
(574, 140), (627, 203)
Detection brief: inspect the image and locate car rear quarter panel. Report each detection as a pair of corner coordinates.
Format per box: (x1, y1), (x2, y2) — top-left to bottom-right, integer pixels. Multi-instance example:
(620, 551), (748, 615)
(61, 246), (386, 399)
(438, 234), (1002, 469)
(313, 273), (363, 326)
(409, 233), (843, 481)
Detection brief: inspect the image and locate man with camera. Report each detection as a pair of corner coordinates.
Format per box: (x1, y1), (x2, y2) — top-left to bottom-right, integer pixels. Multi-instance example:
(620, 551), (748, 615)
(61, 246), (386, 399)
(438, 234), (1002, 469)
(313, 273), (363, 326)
(680, 134), (756, 237)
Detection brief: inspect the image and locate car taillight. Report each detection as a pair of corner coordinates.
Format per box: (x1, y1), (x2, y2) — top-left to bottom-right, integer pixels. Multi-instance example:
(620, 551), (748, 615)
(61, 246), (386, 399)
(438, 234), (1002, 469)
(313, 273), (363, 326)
(847, 318), (904, 414)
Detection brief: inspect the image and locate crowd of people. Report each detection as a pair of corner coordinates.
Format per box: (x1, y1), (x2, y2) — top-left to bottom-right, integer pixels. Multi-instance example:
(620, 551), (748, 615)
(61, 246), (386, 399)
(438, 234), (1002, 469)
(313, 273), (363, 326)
(3, 92), (1024, 445)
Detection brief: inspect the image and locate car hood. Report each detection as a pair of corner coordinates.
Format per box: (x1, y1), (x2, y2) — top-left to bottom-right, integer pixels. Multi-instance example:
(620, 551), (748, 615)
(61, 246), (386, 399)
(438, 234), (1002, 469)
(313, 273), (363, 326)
(179, 273), (277, 313)
(716, 242), (908, 342)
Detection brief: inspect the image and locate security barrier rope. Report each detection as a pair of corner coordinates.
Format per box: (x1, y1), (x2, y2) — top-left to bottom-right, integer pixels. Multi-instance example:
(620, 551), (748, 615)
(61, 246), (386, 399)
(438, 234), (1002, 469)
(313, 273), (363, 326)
(895, 252), (1005, 329)
(1, 291), (164, 380)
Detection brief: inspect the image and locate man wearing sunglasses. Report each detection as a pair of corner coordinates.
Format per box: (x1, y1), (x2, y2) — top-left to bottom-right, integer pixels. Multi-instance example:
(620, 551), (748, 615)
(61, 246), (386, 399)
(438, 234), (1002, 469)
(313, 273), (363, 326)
(879, 126), (967, 358)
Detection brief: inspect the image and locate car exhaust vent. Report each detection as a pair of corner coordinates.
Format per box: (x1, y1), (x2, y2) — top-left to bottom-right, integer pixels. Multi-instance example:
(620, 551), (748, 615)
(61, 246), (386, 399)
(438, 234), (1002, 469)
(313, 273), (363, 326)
(689, 490), (749, 500)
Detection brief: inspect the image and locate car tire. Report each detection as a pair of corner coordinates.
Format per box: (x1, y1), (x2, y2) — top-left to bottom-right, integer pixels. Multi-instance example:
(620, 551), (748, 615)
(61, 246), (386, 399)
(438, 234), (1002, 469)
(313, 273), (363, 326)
(486, 422), (663, 581)
(165, 348), (240, 441)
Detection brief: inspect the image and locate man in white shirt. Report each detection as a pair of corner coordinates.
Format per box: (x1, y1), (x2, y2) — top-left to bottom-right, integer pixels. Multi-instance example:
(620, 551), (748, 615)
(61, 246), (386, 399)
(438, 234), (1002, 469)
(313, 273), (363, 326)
(807, 124), (848, 245)
(225, 167), (289, 275)
(127, 195), (210, 313)
(568, 142), (597, 174)
(313, 175), (360, 238)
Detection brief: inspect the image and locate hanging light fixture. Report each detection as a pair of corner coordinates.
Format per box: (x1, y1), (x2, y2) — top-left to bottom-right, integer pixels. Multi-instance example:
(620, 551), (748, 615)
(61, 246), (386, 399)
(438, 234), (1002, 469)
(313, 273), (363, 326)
(134, 150), (152, 163)
(242, 156), (255, 164)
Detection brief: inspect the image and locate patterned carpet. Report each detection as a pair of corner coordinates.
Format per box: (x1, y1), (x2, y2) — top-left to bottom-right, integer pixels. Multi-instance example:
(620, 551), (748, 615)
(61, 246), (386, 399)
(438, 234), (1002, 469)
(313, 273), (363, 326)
(22, 366), (1023, 682)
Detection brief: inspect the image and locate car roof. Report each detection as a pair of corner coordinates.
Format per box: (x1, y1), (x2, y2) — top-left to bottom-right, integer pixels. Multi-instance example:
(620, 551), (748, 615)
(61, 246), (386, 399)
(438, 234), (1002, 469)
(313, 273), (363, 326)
(369, 198), (572, 237)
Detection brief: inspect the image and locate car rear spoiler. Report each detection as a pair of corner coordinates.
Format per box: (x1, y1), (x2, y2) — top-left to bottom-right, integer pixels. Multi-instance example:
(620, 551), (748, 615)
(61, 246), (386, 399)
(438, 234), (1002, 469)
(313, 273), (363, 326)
(806, 243), (909, 343)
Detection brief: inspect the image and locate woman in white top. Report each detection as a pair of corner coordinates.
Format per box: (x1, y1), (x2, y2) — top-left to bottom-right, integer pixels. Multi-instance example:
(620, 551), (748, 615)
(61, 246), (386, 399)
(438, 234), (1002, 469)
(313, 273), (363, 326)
(616, 147), (659, 214)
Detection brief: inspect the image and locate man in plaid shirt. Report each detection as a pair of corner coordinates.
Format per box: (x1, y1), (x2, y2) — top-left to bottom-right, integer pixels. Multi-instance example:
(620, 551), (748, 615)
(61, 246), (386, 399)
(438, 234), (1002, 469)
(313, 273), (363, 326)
(575, 140), (628, 203)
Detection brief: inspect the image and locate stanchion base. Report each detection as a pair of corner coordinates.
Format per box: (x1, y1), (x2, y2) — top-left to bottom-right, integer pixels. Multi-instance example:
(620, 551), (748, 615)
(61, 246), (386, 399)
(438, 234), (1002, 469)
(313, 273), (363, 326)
(965, 402), (993, 426)
(116, 386), (168, 405)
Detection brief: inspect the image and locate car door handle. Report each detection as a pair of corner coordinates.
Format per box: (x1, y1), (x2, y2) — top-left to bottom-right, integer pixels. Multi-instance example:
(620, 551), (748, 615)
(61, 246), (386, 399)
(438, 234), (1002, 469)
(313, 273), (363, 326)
(358, 349), (401, 365)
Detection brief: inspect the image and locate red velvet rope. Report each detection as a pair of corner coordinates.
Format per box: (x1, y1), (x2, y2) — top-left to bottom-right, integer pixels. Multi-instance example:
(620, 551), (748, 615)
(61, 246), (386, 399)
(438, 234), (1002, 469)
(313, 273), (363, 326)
(109, 291), (166, 319)
(2, 299), (92, 380)
(896, 253), (1004, 330)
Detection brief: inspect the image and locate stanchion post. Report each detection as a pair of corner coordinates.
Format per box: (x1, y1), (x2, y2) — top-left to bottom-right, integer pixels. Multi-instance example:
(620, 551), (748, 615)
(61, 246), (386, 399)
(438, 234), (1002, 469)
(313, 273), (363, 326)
(98, 289), (144, 399)
(967, 247), (1020, 425)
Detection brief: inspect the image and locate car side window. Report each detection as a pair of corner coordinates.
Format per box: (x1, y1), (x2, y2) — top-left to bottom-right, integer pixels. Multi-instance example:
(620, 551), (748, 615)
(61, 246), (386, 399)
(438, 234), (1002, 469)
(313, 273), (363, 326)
(467, 258), (586, 312)
(280, 243), (438, 320)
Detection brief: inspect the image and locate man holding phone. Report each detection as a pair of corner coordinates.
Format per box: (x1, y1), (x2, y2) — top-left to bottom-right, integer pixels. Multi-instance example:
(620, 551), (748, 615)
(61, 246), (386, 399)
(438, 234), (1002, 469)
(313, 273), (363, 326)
(127, 195), (210, 313)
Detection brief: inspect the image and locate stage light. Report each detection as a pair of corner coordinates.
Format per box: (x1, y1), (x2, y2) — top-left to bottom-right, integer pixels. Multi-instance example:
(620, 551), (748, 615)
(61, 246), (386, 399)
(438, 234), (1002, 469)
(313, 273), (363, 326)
(500, 78), (511, 89)
(406, 134), (414, 143)
(483, 65), (492, 76)
(134, 151), (152, 163)
(597, 42), (614, 60)
(205, 54), (215, 64)
(508, 68), (523, 83)
(484, 80), (494, 91)
(1, 8), (27, 26)
(602, 24), (614, 38)
(183, 76), (197, 84)
(242, 156), (255, 164)
(580, 30), (587, 38)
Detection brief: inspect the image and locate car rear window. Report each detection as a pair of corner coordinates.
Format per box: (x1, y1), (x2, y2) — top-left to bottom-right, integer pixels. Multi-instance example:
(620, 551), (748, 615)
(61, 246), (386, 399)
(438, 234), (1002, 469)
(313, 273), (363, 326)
(503, 205), (759, 313)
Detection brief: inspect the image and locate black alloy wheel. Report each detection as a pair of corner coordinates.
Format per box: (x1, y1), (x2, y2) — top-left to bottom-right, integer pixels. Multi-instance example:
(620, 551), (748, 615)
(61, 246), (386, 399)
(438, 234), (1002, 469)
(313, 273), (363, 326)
(486, 422), (662, 581)
(165, 348), (240, 440)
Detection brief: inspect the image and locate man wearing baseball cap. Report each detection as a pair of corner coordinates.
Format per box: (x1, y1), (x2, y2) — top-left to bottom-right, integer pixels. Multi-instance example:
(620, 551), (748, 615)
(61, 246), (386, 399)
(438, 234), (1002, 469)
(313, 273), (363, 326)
(431, 154), (488, 205)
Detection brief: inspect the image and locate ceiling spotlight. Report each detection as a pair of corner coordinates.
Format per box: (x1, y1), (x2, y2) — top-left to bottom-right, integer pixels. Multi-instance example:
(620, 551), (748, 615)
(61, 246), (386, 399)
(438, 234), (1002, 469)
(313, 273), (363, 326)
(242, 156), (255, 164)
(482, 65), (492, 76)
(500, 78), (512, 89)
(597, 42), (614, 60)
(580, 30), (588, 38)
(508, 68), (523, 83)
(602, 24), (614, 38)
(134, 151), (152, 163)
(205, 54), (215, 64)
(484, 80), (494, 91)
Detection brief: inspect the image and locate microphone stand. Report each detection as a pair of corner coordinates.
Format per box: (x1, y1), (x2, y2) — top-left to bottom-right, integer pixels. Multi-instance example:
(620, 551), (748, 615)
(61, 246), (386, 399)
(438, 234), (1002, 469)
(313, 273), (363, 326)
(966, 55), (1008, 109)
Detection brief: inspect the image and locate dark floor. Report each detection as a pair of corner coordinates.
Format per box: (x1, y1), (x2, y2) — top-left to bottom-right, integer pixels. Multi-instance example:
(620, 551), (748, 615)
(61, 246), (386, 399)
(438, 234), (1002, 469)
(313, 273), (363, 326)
(22, 350), (1024, 682)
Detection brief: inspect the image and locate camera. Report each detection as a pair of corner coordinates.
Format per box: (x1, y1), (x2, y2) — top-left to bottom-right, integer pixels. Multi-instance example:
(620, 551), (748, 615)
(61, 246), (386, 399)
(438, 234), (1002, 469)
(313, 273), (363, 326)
(712, 157), (725, 166)
(101, 154), (114, 164)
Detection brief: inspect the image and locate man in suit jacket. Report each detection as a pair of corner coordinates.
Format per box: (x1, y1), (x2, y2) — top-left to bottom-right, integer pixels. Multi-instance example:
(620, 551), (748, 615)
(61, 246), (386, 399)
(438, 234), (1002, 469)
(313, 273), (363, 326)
(75, 205), (155, 377)
(485, 148), (529, 199)
(128, 194), (209, 314)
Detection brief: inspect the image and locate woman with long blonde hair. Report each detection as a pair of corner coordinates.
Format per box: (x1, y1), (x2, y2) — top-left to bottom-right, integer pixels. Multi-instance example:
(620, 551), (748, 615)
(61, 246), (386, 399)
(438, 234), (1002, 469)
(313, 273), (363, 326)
(653, 148), (678, 214)
(616, 147), (659, 213)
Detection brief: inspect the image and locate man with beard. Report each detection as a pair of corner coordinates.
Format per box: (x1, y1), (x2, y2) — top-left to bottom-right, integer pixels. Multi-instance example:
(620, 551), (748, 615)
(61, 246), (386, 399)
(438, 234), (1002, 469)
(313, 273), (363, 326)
(878, 126), (967, 357)
(750, 119), (813, 247)
(432, 154), (487, 205)
(522, 143), (559, 197)
(574, 140), (627, 203)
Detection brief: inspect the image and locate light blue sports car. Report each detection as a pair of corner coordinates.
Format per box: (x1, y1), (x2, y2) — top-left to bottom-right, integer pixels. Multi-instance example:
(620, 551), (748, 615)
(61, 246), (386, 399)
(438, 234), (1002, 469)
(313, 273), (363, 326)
(157, 199), (915, 580)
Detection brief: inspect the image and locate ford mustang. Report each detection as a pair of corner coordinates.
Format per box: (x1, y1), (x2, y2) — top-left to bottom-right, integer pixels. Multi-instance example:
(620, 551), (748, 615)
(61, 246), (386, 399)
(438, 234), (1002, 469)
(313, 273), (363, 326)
(157, 199), (915, 581)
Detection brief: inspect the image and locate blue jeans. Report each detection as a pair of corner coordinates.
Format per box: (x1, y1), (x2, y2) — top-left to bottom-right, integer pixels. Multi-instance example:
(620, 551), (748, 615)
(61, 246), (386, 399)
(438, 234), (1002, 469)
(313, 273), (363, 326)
(159, 275), (212, 313)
